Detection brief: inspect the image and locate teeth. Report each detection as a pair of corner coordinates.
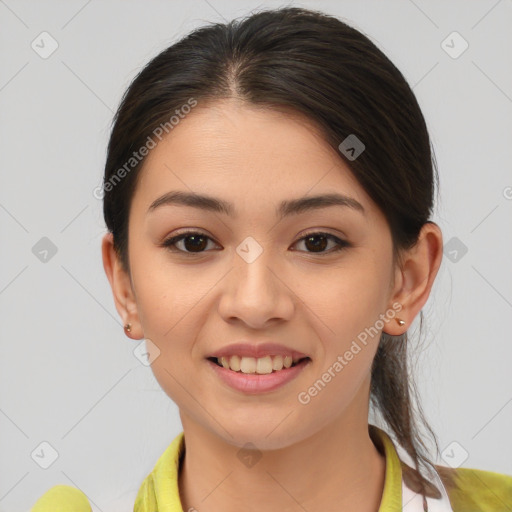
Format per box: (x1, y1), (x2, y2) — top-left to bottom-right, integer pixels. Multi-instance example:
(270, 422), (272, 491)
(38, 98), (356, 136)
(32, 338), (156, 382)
(228, 355), (241, 372)
(272, 355), (284, 370)
(218, 355), (300, 374)
(240, 356), (256, 374)
(256, 356), (273, 374)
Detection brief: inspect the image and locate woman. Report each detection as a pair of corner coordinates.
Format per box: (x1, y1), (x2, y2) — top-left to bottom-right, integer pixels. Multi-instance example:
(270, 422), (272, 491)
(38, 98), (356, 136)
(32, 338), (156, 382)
(31, 6), (512, 511)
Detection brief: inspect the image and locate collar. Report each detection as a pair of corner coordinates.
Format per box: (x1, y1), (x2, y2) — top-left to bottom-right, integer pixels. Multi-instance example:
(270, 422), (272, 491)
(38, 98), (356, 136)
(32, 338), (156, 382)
(369, 424), (404, 510)
(137, 425), (407, 511)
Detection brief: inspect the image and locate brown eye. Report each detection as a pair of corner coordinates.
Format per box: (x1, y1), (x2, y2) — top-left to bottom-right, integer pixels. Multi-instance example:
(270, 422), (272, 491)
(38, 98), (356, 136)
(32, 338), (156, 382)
(162, 230), (349, 256)
(162, 232), (217, 253)
(293, 232), (349, 254)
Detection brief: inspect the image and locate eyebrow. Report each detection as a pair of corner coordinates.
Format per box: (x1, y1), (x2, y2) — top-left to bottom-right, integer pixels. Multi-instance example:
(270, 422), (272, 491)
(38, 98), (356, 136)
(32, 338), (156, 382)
(147, 190), (365, 218)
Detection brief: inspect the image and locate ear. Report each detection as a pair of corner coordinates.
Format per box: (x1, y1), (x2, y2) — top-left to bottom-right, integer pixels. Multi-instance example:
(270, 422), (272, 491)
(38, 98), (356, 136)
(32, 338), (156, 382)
(101, 232), (143, 339)
(384, 222), (443, 335)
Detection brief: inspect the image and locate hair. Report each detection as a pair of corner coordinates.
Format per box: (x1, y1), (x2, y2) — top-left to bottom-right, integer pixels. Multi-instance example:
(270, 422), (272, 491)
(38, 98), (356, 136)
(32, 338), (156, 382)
(102, 6), (457, 499)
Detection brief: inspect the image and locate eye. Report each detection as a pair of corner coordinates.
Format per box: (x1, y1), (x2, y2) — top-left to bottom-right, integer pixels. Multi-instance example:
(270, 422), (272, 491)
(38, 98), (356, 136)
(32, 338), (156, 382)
(161, 230), (349, 255)
(292, 231), (349, 254)
(161, 231), (218, 254)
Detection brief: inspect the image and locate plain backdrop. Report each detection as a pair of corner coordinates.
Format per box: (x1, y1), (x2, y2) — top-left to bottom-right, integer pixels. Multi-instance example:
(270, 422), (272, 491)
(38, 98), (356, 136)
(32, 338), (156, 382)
(1, 0), (511, 510)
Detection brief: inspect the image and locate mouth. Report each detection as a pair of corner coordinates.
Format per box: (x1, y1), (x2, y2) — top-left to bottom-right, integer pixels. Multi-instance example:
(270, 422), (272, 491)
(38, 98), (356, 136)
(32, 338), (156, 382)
(207, 355), (311, 374)
(205, 355), (312, 394)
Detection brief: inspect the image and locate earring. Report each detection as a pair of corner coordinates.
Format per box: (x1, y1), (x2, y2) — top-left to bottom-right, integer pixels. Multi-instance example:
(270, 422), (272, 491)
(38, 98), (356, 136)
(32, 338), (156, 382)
(124, 323), (132, 333)
(395, 318), (405, 327)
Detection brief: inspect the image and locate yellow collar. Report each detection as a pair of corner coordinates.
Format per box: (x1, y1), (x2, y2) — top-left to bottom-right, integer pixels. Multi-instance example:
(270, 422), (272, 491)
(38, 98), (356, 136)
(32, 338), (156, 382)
(134, 425), (405, 511)
(369, 423), (404, 511)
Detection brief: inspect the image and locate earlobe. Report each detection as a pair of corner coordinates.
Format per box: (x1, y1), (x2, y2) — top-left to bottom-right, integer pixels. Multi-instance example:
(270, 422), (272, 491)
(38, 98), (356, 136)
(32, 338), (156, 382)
(385, 222), (443, 335)
(101, 232), (142, 339)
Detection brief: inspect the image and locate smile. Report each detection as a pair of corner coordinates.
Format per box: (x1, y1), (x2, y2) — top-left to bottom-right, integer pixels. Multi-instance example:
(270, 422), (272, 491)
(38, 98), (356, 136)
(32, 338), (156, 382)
(209, 354), (309, 374)
(206, 356), (312, 394)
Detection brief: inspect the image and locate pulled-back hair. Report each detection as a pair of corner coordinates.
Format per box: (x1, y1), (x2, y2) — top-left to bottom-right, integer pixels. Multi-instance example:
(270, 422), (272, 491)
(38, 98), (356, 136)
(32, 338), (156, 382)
(102, 6), (456, 498)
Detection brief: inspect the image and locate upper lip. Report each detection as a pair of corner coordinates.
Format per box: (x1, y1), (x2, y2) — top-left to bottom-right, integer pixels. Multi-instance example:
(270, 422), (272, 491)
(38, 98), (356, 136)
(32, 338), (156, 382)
(207, 342), (310, 360)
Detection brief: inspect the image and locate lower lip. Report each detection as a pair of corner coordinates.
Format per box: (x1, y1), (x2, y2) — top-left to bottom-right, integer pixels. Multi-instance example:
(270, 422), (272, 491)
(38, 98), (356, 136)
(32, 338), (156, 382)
(206, 358), (311, 394)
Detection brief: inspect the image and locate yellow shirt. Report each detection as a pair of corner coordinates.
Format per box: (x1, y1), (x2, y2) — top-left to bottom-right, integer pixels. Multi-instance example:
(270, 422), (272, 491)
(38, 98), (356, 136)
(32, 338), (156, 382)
(31, 426), (512, 511)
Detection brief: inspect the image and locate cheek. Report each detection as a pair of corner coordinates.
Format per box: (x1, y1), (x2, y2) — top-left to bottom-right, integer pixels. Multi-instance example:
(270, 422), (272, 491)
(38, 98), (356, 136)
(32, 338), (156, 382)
(294, 260), (391, 417)
(128, 252), (220, 387)
(296, 258), (391, 410)
(130, 247), (212, 335)
(297, 254), (391, 341)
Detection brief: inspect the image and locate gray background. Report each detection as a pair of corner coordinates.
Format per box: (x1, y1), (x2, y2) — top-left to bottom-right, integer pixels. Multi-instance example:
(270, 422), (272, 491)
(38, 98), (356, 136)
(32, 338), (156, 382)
(1, 0), (511, 510)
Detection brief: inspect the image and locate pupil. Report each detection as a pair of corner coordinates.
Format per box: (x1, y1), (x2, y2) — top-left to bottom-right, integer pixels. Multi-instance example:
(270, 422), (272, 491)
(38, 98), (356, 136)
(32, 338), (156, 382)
(185, 235), (207, 252)
(305, 234), (327, 252)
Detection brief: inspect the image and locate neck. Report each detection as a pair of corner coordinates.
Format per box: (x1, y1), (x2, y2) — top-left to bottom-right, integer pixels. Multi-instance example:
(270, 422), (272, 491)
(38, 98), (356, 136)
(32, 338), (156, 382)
(178, 381), (386, 512)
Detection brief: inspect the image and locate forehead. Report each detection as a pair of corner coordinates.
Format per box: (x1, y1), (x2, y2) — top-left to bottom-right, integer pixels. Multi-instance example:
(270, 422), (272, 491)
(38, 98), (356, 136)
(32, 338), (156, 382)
(131, 99), (373, 217)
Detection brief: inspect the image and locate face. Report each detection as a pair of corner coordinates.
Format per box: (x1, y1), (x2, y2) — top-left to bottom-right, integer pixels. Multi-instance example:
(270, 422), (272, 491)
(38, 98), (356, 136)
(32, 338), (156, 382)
(111, 99), (403, 449)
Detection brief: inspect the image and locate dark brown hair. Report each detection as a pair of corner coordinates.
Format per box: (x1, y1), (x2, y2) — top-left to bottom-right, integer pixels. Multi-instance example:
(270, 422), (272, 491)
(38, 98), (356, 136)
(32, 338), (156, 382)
(102, 6), (456, 498)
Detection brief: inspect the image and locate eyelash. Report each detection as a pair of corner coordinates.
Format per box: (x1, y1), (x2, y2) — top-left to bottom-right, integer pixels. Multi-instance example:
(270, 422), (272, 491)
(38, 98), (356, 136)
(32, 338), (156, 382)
(161, 230), (350, 256)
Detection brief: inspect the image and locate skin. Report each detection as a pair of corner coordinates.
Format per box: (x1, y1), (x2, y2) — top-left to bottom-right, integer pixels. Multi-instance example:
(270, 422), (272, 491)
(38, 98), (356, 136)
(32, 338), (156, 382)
(102, 98), (443, 512)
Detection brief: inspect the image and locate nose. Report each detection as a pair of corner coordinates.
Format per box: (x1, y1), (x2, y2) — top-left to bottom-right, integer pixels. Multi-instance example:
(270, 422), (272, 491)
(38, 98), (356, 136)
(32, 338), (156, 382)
(217, 245), (295, 329)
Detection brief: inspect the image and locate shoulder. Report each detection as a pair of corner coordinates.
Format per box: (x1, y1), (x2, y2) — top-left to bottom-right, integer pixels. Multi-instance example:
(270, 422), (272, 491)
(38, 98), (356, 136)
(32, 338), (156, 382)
(134, 431), (185, 511)
(31, 433), (185, 512)
(436, 464), (512, 511)
(30, 485), (91, 511)
(134, 473), (158, 511)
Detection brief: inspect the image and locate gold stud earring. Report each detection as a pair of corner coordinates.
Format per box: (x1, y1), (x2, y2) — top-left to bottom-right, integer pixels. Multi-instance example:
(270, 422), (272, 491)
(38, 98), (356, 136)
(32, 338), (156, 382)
(395, 318), (405, 327)
(124, 323), (132, 332)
